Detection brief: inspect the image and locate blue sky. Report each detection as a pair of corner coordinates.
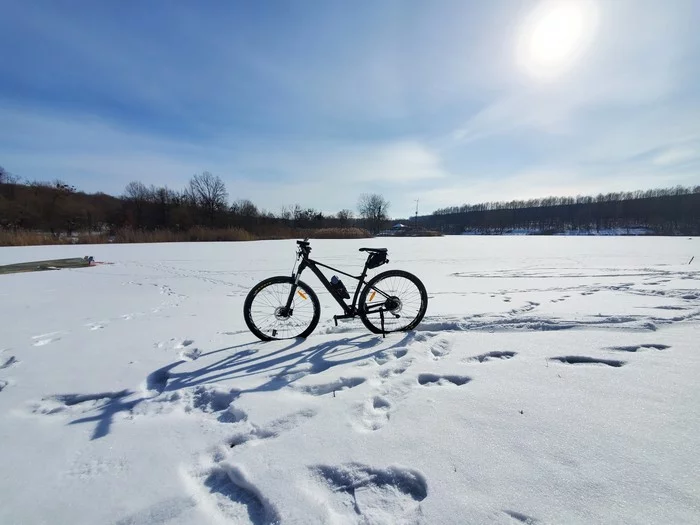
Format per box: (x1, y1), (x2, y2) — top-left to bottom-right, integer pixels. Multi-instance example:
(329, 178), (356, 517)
(1, 0), (698, 218)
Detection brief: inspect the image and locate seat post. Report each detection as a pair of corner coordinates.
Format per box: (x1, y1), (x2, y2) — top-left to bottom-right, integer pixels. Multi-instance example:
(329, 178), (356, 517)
(359, 263), (368, 281)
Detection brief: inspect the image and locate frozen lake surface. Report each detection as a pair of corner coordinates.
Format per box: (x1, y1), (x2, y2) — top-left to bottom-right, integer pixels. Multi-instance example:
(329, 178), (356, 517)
(1, 237), (699, 524)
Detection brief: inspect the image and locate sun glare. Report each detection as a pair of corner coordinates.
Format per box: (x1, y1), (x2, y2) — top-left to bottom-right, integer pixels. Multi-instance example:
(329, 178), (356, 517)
(517, 0), (598, 80)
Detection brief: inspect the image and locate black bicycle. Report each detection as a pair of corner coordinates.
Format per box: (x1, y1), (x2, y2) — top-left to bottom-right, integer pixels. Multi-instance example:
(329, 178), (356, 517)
(243, 239), (428, 341)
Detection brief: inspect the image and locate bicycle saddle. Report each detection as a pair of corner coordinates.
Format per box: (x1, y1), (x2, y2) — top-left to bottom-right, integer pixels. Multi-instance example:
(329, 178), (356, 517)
(359, 247), (388, 253)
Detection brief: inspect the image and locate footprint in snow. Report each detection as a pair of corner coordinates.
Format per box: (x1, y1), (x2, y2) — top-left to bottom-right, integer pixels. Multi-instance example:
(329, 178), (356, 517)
(33, 338), (57, 347)
(309, 463), (428, 524)
(132, 385), (245, 422)
(373, 348), (409, 365)
(354, 375), (417, 433)
(32, 332), (64, 346)
(180, 347), (202, 361)
(378, 361), (413, 379)
(428, 336), (452, 359)
(417, 374), (471, 386)
(550, 356), (626, 367)
(608, 343), (670, 352)
(503, 510), (539, 524)
(145, 363), (179, 394)
(0, 355), (19, 369)
(185, 462), (280, 525)
(229, 409), (317, 448)
(154, 339), (197, 355)
(356, 396), (392, 432)
(291, 377), (366, 397)
(121, 313), (145, 321)
(468, 351), (517, 363)
(185, 386), (242, 423)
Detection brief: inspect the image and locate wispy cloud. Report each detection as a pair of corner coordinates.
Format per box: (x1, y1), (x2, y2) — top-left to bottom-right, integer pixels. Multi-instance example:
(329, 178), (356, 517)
(1, 0), (698, 218)
(652, 144), (700, 167)
(0, 106), (447, 214)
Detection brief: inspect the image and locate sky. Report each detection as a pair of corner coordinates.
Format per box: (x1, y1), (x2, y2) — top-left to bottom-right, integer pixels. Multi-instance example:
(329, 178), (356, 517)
(1, 0), (699, 219)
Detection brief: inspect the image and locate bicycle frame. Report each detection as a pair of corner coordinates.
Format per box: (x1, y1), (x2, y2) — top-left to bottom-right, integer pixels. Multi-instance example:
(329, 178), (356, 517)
(283, 249), (390, 323)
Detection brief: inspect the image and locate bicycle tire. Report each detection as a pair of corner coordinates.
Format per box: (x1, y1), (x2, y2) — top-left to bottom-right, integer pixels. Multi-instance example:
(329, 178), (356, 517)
(358, 270), (427, 334)
(244, 276), (320, 341)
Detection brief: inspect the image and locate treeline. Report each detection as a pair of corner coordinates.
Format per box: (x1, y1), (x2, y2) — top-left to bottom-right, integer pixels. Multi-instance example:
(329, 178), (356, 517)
(0, 167), (391, 243)
(427, 186), (700, 235)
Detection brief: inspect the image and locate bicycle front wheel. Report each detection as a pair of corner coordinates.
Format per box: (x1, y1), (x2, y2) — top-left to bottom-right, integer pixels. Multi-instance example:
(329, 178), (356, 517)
(358, 270), (427, 334)
(243, 276), (320, 341)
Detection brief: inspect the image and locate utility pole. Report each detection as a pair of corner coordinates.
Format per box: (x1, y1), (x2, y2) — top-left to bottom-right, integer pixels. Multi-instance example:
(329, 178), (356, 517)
(414, 199), (419, 230)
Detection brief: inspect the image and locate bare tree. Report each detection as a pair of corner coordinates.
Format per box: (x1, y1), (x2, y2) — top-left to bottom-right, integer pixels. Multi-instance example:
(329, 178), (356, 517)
(231, 198), (259, 228)
(337, 209), (354, 226)
(53, 179), (76, 193)
(0, 166), (19, 185)
(231, 199), (259, 217)
(123, 181), (150, 201)
(279, 206), (292, 221)
(150, 185), (178, 228)
(187, 171), (229, 225)
(123, 181), (151, 228)
(292, 204), (303, 225)
(358, 193), (390, 233)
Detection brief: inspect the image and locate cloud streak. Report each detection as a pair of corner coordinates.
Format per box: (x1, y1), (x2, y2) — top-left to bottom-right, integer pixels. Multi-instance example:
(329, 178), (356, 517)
(0, 0), (698, 218)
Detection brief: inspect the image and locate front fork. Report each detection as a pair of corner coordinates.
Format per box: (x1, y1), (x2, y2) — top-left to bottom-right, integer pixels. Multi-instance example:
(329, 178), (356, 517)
(283, 259), (307, 313)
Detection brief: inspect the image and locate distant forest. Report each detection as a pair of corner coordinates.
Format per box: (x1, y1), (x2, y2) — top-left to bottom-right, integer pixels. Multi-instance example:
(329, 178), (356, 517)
(422, 186), (700, 235)
(0, 167), (390, 244)
(1, 162), (699, 244)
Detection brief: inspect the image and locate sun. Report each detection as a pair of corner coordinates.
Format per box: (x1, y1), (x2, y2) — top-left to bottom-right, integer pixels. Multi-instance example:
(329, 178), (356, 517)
(517, 0), (598, 80)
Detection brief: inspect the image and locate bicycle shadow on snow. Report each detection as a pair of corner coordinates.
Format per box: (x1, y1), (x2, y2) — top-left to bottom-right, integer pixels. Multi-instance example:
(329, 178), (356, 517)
(162, 334), (412, 393)
(63, 333), (413, 439)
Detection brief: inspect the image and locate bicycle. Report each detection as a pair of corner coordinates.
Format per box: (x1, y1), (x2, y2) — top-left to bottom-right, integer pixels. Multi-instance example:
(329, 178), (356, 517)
(243, 239), (428, 341)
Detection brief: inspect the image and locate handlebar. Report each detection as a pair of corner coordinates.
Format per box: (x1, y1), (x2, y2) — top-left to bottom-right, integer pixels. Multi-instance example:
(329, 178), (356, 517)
(296, 238), (311, 258)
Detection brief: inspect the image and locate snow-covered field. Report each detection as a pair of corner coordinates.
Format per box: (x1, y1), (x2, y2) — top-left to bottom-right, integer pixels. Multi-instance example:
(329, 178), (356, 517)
(1, 237), (699, 525)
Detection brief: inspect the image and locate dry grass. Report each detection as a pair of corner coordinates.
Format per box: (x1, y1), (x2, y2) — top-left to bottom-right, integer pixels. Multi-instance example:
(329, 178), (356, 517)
(243, 225), (372, 240)
(113, 227), (256, 243)
(0, 230), (67, 246)
(302, 227), (372, 239)
(407, 230), (442, 237)
(0, 225), (371, 247)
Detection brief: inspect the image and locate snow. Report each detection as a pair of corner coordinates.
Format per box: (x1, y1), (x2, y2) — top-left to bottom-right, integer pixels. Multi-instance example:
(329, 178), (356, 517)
(461, 227), (654, 236)
(1, 237), (699, 525)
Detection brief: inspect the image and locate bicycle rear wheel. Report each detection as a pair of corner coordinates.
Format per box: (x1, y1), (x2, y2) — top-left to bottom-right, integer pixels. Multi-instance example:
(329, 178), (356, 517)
(358, 270), (427, 334)
(244, 276), (320, 341)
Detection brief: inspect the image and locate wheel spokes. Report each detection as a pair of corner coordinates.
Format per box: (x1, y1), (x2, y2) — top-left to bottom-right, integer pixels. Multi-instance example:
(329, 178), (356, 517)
(249, 283), (316, 338)
(363, 276), (424, 331)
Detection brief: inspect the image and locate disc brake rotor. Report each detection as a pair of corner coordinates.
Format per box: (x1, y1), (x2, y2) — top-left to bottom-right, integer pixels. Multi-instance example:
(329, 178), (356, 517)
(274, 307), (291, 320)
(385, 296), (402, 315)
